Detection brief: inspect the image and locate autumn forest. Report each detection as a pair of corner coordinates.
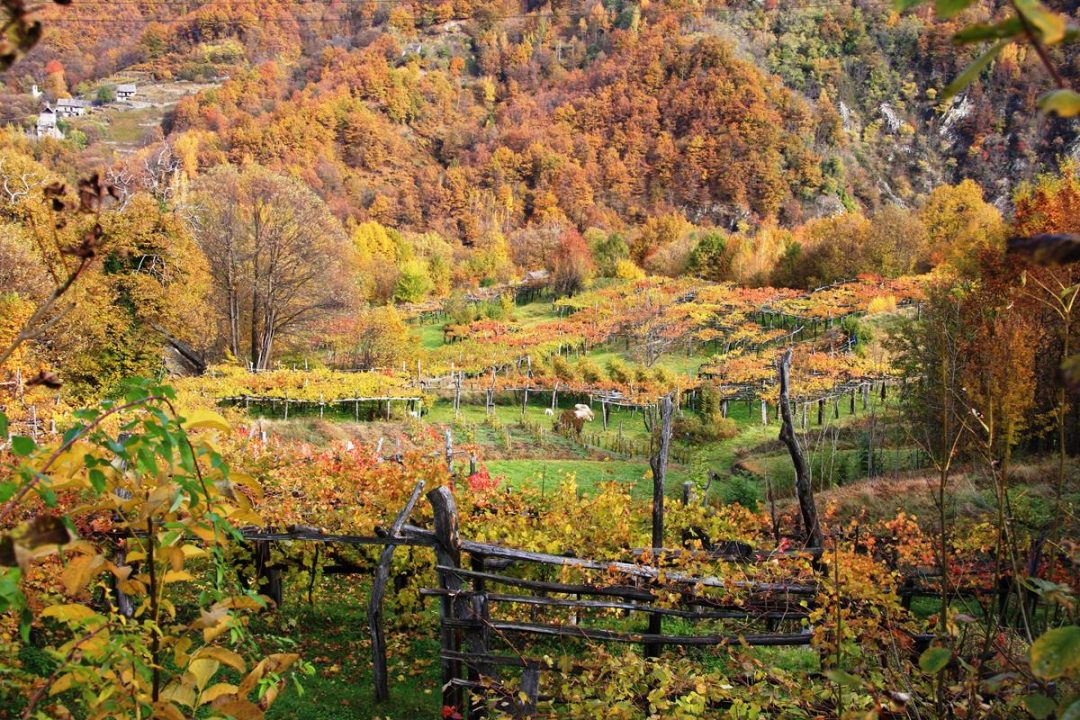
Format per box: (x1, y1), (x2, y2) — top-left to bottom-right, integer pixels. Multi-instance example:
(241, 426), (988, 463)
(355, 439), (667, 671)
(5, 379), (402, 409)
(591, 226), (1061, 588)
(1, 1), (1080, 718)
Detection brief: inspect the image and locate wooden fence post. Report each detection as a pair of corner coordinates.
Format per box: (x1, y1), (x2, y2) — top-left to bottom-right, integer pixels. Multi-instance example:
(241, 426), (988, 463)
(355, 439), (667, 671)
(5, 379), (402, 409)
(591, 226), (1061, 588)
(516, 667), (540, 717)
(370, 481), (425, 702)
(429, 487), (464, 713)
(646, 394), (674, 658)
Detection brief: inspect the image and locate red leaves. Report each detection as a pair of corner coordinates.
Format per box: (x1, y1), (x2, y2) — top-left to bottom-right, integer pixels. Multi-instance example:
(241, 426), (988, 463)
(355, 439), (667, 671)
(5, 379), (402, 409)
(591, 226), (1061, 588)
(442, 705), (463, 720)
(466, 467), (499, 494)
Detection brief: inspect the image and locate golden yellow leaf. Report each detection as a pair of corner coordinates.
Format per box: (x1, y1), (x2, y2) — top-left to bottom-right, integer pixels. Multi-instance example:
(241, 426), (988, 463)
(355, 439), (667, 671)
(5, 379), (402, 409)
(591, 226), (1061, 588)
(229, 473), (264, 499)
(200, 682), (239, 705)
(238, 659), (266, 697)
(182, 410), (231, 433)
(162, 681), (197, 709)
(197, 607), (231, 643)
(195, 646), (247, 672)
(146, 484), (176, 512)
(107, 562), (132, 581)
(266, 653), (298, 674)
(210, 698), (264, 720)
(162, 570), (195, 584)
(160, 598), (176, 619)
(173, 637), (193, 666)
(118, 578), (146, 595)
(187, 658), (220, 692)
(181, 544), (208, 559)
(41, 603), (99, 624)
(152, 699), (190, 720)
(62, 553), (105, 595)
(189, 524), (218, 543)
(49, 672), (75, 696)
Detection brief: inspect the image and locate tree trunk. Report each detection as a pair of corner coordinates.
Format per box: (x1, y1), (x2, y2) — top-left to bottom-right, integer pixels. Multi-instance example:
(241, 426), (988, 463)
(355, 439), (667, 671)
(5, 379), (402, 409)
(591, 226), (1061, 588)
(777, 349), (823, 549)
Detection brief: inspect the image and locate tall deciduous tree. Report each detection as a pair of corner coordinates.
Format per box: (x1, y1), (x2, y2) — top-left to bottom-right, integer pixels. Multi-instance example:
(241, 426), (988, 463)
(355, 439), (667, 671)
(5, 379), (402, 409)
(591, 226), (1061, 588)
(194, 165), (350, 370)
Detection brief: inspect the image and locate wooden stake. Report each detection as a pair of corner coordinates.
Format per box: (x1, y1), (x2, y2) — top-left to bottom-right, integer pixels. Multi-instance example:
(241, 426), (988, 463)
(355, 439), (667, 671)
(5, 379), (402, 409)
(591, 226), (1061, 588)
(370, 481), (425, 701)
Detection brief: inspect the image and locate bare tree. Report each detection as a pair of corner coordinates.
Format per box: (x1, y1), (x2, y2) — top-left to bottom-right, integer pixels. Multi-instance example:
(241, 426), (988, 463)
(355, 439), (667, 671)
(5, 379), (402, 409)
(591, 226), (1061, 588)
(777, 349), (822, 549)
(193, 165), (351, 369)
(0, 156), (46, 206)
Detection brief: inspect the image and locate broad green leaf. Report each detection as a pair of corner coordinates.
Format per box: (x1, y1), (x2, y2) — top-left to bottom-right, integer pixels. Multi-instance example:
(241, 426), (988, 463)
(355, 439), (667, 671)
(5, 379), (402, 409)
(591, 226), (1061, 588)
(1030, 626), (1080, 680)
(1040, 89), (1080, 117)
(1015, 0), (1067, 44)
(1062, 697), (1080, 720)
(88, 468), (106, 493)
(936, 0), (976, 19)
(954, 18), (1023, 43)
(10, 436), (35, 457)
(942, 39), (1009, 100)
(919, 646), (952, 674)
(824, 669), (863, 687)
(1024, 693), (1057, 719)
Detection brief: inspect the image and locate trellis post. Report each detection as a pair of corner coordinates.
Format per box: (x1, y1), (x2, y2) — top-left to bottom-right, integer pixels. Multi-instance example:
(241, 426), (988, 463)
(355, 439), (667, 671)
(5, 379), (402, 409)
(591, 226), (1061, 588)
(445, 429), (454, 473)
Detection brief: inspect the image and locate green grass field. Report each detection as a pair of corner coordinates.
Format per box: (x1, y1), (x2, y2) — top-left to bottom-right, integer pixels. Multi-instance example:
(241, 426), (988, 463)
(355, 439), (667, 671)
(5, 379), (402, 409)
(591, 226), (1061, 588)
(485, 457), (690, 498)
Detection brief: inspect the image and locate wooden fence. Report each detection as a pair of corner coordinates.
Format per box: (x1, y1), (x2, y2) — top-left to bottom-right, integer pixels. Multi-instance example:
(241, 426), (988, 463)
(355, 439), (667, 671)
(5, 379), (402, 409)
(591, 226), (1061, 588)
(415, 487), (943, 717)
(100, 484), (992, 717)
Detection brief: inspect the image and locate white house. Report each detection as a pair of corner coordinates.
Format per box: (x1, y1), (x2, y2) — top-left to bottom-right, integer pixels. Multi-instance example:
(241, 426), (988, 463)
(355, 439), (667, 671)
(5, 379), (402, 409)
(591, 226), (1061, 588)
(55, 98), (90, 118)
(36, 106), (62, 140)
(30, 84), (41, 100)
(116, 84), (137, 101)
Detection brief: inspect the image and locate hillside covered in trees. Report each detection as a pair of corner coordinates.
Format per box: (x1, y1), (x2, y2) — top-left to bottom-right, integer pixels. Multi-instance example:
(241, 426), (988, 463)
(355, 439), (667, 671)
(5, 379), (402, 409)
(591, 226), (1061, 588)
(0, 0), (1077, 383)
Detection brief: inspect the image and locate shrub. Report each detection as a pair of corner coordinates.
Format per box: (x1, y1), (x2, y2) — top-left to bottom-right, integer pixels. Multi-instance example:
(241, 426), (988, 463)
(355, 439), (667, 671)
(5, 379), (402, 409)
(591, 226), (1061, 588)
(549, 354), (576, 382)
(577, 358), (603, 383)
(867, 295), (897, 314)
(721, 472), (763, 509)
(555, 408), (585, 438)
(614, 258), (645, 280)
(673, 414), (738, 443)
(606, 357), (632, 384)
